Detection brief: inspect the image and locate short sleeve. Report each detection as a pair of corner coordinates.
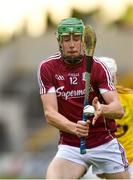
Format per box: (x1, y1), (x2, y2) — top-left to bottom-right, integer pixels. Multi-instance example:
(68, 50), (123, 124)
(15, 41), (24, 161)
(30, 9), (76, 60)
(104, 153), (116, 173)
(38, 62), (56, 95)
(93, 58), (115, 94)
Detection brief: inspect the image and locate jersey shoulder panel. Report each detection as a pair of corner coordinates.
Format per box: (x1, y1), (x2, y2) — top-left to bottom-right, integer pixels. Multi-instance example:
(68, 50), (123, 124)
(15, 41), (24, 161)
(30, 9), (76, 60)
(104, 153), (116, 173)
(38, 52), (61, 94)
(92, 56), (115, 91)
(93, 56), (112, 77)
(39, 52), (61, 68)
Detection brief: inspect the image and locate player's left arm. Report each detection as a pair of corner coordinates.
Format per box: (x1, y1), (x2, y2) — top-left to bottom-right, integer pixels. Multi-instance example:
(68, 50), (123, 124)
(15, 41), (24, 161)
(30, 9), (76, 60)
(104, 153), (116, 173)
(92, 90), (124, 125)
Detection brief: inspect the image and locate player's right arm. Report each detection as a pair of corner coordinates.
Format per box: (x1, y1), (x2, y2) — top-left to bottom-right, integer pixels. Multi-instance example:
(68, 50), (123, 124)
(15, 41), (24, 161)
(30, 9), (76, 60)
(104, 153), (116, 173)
(41, 93), (89, 138)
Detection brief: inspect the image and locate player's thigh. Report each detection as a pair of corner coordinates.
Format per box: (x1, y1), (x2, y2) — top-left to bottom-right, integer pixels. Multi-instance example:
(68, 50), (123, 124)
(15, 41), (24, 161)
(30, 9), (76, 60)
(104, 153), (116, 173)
(46, 157), (86, 179)
(97, 171), (130, 179)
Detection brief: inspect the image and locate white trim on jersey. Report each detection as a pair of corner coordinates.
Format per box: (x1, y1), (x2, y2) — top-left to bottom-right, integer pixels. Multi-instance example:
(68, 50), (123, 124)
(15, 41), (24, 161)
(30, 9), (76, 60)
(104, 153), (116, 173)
(99, 88), (109, 94)
(40, 52), (61, 66)
(94, 56), (114, 91)
(39, 78), (46, 94)
(48, 87), (56, 93)
(37, 52), (61, 94)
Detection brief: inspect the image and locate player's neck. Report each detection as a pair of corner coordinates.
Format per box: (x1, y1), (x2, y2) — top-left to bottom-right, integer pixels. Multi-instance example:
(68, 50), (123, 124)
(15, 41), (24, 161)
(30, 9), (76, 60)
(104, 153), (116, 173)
(63, 55), (83, 65)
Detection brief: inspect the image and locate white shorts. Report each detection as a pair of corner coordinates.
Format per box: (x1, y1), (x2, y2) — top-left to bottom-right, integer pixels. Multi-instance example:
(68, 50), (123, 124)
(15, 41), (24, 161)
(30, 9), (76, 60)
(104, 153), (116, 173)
(55, 138), (128, 174)
(129, 163), (133, 179)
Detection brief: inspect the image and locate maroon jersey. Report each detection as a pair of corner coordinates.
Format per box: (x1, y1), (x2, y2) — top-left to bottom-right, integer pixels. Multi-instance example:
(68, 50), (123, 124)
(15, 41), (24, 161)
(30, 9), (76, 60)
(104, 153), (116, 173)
(38, 52), (117, 148)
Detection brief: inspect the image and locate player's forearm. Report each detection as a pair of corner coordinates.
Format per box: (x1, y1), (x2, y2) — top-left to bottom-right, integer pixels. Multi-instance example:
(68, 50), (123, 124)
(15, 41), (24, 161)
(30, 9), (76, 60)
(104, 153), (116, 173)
(101, 102), (124, 119)
(45, 109), (77, 135)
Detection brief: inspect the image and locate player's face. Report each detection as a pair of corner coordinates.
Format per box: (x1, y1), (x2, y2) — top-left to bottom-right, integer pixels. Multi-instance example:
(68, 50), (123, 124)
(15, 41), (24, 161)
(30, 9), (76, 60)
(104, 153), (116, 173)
(60, 34), (82, 58)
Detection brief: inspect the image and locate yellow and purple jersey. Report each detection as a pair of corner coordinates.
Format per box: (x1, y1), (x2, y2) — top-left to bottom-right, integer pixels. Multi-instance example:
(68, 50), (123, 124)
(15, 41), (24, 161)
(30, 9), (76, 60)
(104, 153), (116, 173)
(115, 85), (133, 165)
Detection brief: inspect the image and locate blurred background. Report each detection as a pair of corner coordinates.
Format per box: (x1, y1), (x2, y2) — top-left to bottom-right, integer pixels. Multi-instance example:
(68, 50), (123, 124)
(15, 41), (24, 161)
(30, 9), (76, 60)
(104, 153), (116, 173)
(0, 0), (133, 178)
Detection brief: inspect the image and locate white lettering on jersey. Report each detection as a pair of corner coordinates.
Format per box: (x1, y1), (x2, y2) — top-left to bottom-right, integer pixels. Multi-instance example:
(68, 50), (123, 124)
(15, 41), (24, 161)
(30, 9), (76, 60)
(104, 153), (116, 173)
(69, 77), (78, 85)
(56, 86), (85, 100)
(68, 73), (79, 77)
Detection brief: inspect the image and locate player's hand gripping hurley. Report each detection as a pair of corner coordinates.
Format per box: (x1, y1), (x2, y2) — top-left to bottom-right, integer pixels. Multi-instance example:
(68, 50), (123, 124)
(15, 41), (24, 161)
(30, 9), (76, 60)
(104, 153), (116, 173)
(80, 25), (97, 154)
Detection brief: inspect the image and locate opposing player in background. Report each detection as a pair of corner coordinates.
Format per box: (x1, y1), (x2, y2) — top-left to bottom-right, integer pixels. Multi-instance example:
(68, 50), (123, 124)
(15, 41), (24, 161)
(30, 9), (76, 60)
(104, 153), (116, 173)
(38, 17), (129, 179)
(98, 57), (133, 179)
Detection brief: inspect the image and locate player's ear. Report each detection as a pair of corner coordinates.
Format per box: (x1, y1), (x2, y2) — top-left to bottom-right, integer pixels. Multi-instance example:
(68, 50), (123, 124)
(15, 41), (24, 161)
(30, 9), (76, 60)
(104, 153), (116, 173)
(59, 38), (63, 47)
(58, 38), (63, 51)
